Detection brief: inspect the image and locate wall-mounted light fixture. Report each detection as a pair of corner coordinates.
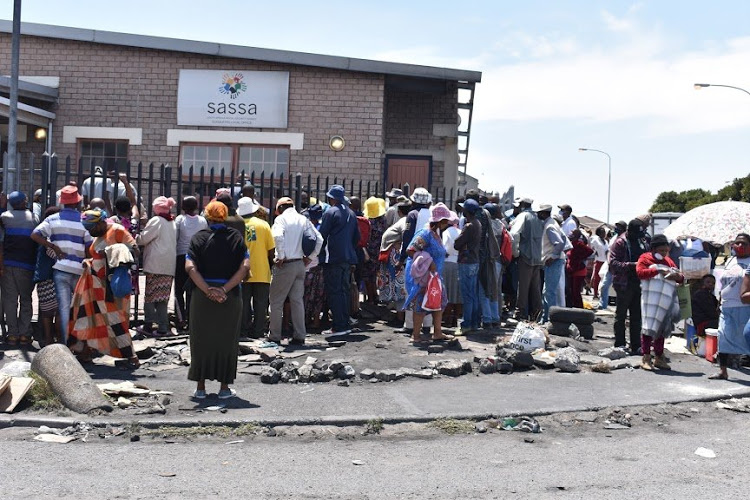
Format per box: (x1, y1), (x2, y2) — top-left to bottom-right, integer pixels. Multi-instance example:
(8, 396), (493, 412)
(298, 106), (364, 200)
(34, 127), (47, 140)
(329, 135), (345, 152)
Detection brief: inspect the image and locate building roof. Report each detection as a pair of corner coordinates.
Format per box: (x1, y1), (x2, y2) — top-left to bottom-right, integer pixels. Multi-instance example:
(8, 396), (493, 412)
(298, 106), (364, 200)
(0, 21), (482, 83)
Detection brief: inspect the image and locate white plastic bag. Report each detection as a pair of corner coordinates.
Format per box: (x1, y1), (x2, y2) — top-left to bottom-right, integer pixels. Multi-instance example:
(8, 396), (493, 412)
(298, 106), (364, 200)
(508, 322), (547, 352)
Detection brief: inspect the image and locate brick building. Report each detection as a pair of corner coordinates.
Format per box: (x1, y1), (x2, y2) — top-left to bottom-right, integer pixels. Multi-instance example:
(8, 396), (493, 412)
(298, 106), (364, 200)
(0, 21), (481, 198)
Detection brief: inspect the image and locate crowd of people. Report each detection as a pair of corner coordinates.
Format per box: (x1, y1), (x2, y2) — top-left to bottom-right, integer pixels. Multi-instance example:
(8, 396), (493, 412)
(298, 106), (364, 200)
(1, 175), (749, 398)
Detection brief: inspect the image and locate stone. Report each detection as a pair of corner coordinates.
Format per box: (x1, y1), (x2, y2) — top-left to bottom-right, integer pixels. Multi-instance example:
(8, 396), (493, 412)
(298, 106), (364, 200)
(270, 359), (286, 370)
(328, 359), (346, 373)
(337, 380), (350, 387)
(337, 365), (356, 380)
(479, 358), (497, 374)
(359, 368), (376, 379)
(375, 369), (404, 382)
(405, 368), (434, 379)
(258, 349), (280, 362)
(297, 364), (313, 382)
(610, 359), (638, 370)
(304, 356), (317, 366)
(475, 422), (488, 433)
(578, 354), (606, 365)
(496, 361), (513, 374)
(30, 344), (113, 414)
(314, 361), (329, 371)
(260, 367), (281, 384)
(323, 368), (336, 380)
(311, 369), (330, 383)
(427, 345), (445, 354)
(436, 360), (470, 377)
(597, 347), (628, 360)
(507, 350), (534, 370)
(375, 343), (387, 349)
(532, 353), (556, 369)
(554, 347), (581, 373)
(553, 339), (569, 348)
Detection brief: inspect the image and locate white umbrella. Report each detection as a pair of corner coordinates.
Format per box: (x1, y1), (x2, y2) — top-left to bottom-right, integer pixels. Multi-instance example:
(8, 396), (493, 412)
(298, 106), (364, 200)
(663, 200), (750, 244)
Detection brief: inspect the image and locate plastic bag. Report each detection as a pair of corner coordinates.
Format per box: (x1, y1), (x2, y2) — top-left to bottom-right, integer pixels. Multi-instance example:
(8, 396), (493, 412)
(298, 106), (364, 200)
(421, 272), (443, 311)
(677, 284), (692, 320)
(508, 322), (547, 352)
(110, 266), (132, 298)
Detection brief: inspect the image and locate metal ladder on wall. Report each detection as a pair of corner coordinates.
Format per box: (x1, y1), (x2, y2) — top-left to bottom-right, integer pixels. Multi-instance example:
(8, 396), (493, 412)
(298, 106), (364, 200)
(457, 81), (476, 184)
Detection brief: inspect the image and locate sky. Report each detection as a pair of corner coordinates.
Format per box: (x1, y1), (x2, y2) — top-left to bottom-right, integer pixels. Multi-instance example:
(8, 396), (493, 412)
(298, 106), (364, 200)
(11, 0), (750, 222)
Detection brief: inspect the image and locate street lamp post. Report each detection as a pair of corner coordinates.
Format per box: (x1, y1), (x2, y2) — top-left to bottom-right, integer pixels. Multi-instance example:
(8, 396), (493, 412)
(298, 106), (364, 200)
(694, 83), (750, 97)
(578, 148), (611, 224)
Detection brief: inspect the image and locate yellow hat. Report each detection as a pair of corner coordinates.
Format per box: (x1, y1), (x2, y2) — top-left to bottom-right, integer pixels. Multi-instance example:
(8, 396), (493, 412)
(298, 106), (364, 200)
(365, 196), (386, 219)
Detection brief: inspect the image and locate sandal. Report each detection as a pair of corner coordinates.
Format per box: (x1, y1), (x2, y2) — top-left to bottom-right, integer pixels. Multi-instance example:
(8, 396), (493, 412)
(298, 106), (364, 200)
(5, 335), (19, 346)
(19, 335), (33, 346)
(708, 372), (728, 380)
(116, 358), (140, 370)
(431, 334), (455, 342)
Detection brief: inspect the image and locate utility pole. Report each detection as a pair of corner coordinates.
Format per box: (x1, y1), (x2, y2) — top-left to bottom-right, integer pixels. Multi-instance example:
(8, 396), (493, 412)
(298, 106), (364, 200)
(7, 0), (22, 192)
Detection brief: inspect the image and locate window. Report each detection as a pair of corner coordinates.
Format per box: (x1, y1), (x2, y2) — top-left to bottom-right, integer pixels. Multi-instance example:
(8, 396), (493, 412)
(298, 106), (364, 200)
(79, 140), (128, 171)
(179, 144), (289, 178)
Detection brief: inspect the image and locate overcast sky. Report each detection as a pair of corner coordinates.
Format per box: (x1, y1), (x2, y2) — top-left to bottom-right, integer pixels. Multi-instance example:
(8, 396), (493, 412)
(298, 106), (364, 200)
(13, 0), (750, 222)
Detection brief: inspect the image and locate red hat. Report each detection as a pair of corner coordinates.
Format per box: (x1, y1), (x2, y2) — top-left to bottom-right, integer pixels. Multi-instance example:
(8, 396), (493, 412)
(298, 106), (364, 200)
(60, 185), (82, 205)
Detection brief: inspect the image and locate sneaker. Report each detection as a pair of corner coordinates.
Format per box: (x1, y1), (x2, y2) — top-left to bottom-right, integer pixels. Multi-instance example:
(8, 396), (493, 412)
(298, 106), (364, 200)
(193, 389), (207, 399)
(218, 388), (237, 400)
(322, 329), (352, 338)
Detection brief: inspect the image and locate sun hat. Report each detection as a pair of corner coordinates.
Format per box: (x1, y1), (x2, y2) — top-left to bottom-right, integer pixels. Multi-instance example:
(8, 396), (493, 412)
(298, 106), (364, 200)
(428, 202), (452, 223)
(237, 197), (259, 217)
(410, 187), (432, 205)
(385, 188), (403, 198)
(326, 185), (347, 204)
(60, 185), (83, 205)
(537, 203), (553, 212)
(365, 196), (386, 219)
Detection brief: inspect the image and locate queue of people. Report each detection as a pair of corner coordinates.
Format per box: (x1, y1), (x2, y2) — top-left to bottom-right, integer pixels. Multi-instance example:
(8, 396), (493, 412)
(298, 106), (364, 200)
(1, 177), (748, 399)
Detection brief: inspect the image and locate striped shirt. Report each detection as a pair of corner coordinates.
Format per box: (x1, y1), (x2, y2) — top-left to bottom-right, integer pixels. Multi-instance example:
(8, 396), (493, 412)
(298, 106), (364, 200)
(33, 208), (93, 275)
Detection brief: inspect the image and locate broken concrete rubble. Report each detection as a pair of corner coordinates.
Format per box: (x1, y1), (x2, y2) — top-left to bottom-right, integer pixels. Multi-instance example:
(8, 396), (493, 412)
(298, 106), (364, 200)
(554, 347), (580, 373)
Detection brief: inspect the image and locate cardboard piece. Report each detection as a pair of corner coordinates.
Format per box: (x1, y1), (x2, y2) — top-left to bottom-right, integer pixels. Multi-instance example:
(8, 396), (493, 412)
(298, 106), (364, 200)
(0, 374), (11, 395)
(0, 376), (35, 413)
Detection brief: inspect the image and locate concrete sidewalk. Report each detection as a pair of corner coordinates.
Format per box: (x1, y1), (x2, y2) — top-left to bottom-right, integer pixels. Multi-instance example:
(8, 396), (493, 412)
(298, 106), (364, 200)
(3, 349), (749, 428)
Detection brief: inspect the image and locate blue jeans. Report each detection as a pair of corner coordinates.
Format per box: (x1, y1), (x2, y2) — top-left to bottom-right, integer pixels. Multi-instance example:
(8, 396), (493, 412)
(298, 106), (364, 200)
(480, 262), (502, 324)
(542, 258), (565, 323)
(324, 262), (351, 332)
(599, 270), (613, 309)
(53, 269), (81, 343)
(459, 263), (481, 330)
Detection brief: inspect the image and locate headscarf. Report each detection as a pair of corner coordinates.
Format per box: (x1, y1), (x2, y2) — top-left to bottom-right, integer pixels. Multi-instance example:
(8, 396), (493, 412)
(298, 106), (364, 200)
(153, 196), (176, 217)
(81, 208), (108, 230)
(204, 200), (228, 222)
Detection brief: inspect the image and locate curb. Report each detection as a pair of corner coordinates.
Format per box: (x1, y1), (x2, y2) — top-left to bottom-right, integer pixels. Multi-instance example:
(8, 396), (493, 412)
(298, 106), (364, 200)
(3, 387), (750, 431)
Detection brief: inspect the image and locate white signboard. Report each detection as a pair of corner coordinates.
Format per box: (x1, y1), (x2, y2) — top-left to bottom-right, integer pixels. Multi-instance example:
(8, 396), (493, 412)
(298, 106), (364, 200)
(177, 70), (289, 128)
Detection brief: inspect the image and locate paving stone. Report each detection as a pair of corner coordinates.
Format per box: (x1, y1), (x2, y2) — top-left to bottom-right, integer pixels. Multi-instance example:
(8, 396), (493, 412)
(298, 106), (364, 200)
(598, 347), (629, 360)
(375, 369), (405, 382)
(359, 368), (376, 379)
(427, 345), (445, 354)
(479, 358), (497, 374)
(297, 364), (313, 382)
(405, 368), (434, 379)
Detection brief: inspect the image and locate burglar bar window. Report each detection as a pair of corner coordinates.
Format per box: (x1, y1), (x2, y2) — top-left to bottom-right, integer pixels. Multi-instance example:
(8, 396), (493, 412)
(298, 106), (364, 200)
(79, 140), (129, 171)
(181, 145), (233, 173)
(238, 146), (289, 178)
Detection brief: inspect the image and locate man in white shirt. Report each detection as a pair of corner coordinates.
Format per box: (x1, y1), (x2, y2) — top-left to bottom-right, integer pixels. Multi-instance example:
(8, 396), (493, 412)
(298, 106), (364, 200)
(269, 197), (322, 345)
(558, 204), (578, 237)
(589, 226), (609, 300)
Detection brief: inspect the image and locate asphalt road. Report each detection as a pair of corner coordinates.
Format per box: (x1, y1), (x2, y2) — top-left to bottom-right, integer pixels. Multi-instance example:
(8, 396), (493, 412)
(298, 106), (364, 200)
(1, 400), (747, 499)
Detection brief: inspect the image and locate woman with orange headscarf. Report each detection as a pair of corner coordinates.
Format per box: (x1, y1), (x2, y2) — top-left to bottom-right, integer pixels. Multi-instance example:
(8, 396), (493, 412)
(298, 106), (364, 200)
(186, 201), (250, 399)
(136, 196), (177, 336)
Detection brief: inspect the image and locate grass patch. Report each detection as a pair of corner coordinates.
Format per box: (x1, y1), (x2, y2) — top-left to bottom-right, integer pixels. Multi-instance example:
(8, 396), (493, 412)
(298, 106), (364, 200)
(428, 418), (475, 435)
(27, 372), (64, 412)
(364, 417), (384, 435)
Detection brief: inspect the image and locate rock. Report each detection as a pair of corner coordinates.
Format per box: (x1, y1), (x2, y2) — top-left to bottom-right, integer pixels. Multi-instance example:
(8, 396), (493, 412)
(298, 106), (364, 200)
(270, 359), (286, 370)
(553, 339), (569, 348)
(375, 343), (387, 349)
(597, 347), (628, 360)
(610, 359), (639, 370)
(258, 348), (280, 362)
(160, 396), (171, 406)
(311, 369), (330, 383)
(475, 422), (488, 433)
(30, 344), (113, 414)
(359, 368), (376, 379)
(116, 397), (132, 409)
(410, 369), (435, 379)
(304, 356), (317, 366)
(591, 362), (611, 373)
(427, 345), (445, 354)
(554, 347), (581, 373)
(507, 350), (534, 370)
(479, 358), (497, 374)
(314, 361), (329, 371)
(436, 360), (471, 377)
(532, 352), (556, 369)
(297, 364), (313, 382)
(579, 354), (606, 365)
(496, 361), (513, 374)
(328, 359), (346, 373)
(260, 367), (281, 384)
(337, 365), (356, 380)
(375, 369), (404, 382)
(337, 380), (350, 387)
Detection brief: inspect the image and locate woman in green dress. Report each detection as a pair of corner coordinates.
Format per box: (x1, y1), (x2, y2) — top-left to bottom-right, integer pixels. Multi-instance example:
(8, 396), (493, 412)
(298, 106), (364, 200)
(186, 200), (250, 399)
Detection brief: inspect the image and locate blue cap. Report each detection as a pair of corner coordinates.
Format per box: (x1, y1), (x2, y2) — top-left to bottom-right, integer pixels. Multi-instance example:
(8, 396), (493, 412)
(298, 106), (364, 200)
(459, 198), (480, 214)
(8, 191), (26, 209)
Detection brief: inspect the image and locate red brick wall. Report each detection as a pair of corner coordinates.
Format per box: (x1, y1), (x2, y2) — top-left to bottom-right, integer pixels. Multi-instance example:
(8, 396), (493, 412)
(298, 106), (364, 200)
(0, 34), (386, 186)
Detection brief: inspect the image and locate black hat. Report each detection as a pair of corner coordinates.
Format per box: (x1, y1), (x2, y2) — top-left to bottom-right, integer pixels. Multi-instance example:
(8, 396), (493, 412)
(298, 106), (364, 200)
(650, 234), (669, 248)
